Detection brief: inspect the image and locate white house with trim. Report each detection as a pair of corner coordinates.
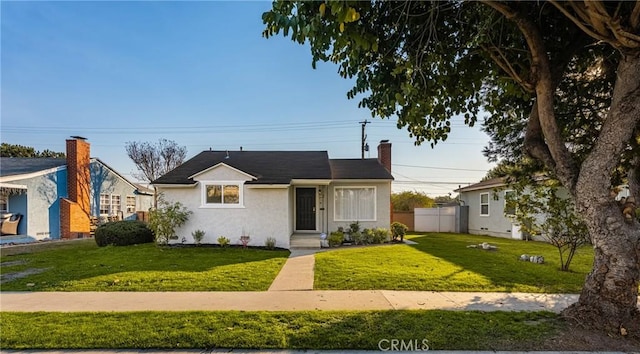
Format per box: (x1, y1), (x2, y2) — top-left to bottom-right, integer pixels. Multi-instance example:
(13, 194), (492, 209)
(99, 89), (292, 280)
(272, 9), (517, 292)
(153, 141), (394, 249)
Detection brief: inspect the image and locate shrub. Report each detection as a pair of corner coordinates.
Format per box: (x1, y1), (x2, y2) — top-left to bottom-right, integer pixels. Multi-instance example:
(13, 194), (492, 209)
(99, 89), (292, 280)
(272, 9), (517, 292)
(328, 231), (344, 247)
(349, 221), (361, 233)
(192, 229), (205, 245)
(217, 236), (230, 248)
(372, 228), (389, 244)
(362, 228), (375, 245)
(391, 222), (408, 241)
(148, 199), (192, 245)
(95, 220), (154, 247)
(265, 237), (277, 250)
(351, 231), (364, 245)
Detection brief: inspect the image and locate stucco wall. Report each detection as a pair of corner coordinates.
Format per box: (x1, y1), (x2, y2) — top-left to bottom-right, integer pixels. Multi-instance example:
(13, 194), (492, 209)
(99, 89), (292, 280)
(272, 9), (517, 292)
(160, 185), (291, 249)
(459, 188), (516, 239)
(160, 165), (291, 248)
(327, 181), (391, 233)
(91, 161), (152, 220)
(8, 170), (65, 239)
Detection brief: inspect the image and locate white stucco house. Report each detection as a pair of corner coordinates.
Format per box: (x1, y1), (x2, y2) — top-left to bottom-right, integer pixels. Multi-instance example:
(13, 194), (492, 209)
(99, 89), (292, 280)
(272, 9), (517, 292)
(455, 177), (528, 239)
(153, 141), (394, 249)
(455, 177), (631, 240)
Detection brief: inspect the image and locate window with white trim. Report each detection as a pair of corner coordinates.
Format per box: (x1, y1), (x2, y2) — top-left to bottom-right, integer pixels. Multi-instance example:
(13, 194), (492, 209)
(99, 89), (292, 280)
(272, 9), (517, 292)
(504, 190), (516, 216)
(100, 194), (123, 215)
(99, 194), (111, 215)
(202, 181), (243, 207)
(126, 196), (136, 213)
(480, 192), (489, 216)
(334, 187), (376, 221)
(0, 195), (8, 213)
(111, 195), (121, 214)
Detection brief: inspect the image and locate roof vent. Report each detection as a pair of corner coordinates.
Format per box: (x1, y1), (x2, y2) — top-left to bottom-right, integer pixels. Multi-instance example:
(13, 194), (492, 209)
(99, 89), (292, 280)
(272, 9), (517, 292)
(225, 150), (230, 159)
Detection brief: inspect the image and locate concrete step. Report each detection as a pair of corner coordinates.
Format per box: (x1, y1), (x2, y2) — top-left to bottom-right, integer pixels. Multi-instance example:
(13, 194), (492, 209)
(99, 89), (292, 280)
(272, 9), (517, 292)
(290, 235), (321, 249)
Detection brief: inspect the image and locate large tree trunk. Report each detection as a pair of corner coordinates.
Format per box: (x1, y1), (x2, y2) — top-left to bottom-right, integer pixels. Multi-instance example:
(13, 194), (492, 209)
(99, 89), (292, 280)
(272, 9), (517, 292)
(563, 202), (640, 333)
(563, 52), (640, 334)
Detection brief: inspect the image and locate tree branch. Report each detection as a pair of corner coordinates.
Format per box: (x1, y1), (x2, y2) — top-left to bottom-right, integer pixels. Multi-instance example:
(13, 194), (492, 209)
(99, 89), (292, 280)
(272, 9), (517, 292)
(480, 44), (534, 92)
(577, 52), (640, 203)
(523, 101), (557, 170)
(550, 0), (640, 50)
(482, 0), (579, 190)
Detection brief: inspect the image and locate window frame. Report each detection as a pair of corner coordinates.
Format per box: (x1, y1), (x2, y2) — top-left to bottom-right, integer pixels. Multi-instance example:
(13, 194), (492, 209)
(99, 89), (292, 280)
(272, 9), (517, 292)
(504, 190), (516, 217)
(0, 195), (8, 213)
(99, 194), (123, 215)
(99, 193), (111, 215)
(200, 180), (245, 208)
(480, 192), (490, 216)
(126, 195), (136, 213)
(333, 186), (377, 222)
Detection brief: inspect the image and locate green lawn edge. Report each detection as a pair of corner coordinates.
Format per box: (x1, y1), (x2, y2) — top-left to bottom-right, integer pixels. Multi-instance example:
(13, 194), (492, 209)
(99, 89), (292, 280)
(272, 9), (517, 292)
(315, 233), (593, 293)
(0, 242), (289, 291)
(0, 310), (561, 350)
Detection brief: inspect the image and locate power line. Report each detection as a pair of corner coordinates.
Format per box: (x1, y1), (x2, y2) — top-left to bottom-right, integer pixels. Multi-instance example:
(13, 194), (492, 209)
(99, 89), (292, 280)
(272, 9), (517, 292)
(393, 163), (487, 172)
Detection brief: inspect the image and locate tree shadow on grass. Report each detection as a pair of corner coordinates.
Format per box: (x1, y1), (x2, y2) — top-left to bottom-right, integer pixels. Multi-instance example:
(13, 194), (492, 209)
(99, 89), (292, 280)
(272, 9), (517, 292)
(0, 242), (289, 291)
(406, 233), (591, 293)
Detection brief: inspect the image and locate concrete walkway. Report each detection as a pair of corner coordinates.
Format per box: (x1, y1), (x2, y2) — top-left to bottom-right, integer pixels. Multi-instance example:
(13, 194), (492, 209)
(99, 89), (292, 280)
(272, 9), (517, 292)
(0, 291), (581, 312)
(268, 249), (317, 291)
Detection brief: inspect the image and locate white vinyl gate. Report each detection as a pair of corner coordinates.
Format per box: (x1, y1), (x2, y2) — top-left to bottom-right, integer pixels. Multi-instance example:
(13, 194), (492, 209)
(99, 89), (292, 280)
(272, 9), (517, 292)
(414, 207), (457, 233)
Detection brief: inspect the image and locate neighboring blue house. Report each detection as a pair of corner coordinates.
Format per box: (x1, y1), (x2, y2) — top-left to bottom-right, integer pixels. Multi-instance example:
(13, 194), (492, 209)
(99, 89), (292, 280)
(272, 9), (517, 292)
(0, 138), (153, 241)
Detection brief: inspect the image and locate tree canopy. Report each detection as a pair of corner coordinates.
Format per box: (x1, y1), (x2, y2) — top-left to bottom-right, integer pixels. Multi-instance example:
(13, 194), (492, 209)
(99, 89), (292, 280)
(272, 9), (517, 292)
(263, 0), (640, 334)
(1, 143), (65, 158)
(391, 191), (434, 211)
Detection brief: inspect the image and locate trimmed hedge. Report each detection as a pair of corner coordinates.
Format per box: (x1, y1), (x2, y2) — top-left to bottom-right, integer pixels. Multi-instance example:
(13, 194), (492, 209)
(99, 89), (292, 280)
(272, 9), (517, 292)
(95, 220), (154, 247)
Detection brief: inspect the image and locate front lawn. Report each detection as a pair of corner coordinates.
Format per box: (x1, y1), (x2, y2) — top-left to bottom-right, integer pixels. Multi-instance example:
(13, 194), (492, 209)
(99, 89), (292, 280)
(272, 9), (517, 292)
(0, 241), (289, 291)
(0, 310), (560, 350)
(315, 233), (593, 293)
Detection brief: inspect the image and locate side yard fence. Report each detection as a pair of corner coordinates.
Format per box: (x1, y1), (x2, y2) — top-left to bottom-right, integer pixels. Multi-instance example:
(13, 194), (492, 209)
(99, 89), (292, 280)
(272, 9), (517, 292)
(392, 206), (468, 233)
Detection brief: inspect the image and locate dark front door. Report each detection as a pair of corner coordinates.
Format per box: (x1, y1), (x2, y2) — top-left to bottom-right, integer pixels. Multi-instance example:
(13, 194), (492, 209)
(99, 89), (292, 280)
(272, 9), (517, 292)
(296, 188), (316, 230)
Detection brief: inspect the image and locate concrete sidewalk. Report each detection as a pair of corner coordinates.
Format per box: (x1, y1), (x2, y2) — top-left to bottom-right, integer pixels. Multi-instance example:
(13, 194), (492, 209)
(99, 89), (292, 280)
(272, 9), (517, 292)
(0, 291), (582, 312)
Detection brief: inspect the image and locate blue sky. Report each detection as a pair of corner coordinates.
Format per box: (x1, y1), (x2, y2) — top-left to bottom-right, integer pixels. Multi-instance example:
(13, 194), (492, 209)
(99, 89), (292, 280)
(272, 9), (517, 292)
(1, 1), (495, 196)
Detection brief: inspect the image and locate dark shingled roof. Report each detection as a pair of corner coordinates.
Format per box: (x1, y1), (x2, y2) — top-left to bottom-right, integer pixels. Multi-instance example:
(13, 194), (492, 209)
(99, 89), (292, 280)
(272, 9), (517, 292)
(153, 151), (394, 185)
(329, 159), (393, 180)
(455, 177), (506, 192)
(0, 158), (67, 177)
(153, 151), (333, 185)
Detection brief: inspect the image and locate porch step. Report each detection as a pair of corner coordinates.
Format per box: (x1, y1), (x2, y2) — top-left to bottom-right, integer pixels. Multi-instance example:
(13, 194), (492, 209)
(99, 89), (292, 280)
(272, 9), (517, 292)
(290, 234), (321, 249)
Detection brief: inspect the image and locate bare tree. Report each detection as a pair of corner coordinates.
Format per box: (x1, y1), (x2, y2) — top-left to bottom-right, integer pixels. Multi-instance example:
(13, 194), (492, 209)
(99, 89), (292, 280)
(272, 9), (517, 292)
(125, 139), (187, 207)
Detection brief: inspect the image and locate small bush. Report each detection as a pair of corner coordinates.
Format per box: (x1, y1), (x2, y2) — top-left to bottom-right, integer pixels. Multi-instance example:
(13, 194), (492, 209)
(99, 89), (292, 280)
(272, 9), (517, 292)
(391, 222), (408, 241)
(192, 229), (205, 245)
(373, 228), (390, 244)
(362, 228), (375, 245)
(351, 231), (363, 245)
(148, 199), (191, 245)
(217, 236), (230, 248)
(95, 220), (154, 247)
(328, 231), (344, 247)
(265, 237), (277, 250)
(349, 221), (361, 233)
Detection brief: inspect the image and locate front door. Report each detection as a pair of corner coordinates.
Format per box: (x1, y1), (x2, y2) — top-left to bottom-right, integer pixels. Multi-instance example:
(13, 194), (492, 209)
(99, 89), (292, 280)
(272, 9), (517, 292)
(296, 188), (316, 230)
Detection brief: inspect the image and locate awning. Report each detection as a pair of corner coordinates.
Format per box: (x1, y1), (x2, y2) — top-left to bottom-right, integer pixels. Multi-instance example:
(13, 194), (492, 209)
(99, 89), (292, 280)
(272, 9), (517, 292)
(0, 182), (28, 196)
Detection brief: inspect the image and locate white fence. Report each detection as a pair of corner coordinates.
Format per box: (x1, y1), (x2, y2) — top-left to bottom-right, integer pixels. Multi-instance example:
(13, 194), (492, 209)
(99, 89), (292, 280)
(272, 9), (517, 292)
(414, 206), (460, 233)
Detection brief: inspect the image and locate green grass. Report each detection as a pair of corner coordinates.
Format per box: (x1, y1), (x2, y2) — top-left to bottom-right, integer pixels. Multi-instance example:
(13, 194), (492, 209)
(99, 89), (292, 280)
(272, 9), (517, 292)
(0, 241), (289, 291)
(315, 233), (593, 293)
(0, 310), (560, 350)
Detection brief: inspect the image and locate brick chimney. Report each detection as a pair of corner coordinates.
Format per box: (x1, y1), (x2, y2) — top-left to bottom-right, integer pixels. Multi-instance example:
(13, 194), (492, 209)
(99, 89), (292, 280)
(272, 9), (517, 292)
(377, 140), (391, 173)
(60, 137), (91, 239)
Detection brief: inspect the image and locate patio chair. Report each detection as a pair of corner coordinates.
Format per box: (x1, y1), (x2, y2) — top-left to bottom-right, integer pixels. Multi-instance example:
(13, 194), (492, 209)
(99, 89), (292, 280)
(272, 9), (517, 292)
(1, 213), (22, 236)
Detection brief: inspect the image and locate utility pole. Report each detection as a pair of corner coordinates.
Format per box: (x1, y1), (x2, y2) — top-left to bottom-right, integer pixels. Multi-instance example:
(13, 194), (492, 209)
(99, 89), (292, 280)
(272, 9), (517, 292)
(359, 120), (370, 159)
